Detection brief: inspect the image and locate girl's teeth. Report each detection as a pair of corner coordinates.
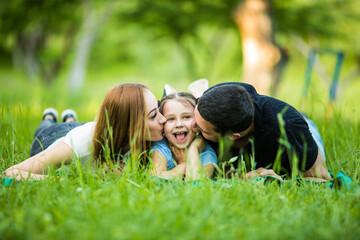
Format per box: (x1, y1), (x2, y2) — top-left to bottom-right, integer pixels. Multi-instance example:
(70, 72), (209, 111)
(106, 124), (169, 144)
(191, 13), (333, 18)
(175, 133), (187, 141)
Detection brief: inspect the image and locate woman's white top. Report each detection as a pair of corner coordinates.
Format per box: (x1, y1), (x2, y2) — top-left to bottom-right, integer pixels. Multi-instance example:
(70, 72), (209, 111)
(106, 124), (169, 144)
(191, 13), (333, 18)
(49, 122), (96, 162)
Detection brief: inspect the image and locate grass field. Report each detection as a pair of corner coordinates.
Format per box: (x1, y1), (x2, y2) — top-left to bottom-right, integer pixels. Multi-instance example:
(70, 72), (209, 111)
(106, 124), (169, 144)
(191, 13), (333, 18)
(1, 58), (360, 239)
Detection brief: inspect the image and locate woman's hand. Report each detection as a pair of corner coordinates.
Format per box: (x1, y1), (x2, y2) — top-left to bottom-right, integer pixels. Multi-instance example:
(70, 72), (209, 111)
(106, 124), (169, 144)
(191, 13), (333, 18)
(169, 143), (187, 164)
(5, 170), (48, 181)
(4, 142), (73, 181)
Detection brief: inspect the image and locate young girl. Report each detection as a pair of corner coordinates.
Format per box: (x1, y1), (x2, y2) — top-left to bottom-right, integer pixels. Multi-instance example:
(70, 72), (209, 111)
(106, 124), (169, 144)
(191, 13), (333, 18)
(150, 92), (217, 180)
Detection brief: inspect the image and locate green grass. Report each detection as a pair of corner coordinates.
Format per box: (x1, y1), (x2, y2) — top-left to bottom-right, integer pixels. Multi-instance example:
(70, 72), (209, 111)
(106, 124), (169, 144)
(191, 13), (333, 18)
(1, 63), (360, 239)
(1, 174), (359, 239)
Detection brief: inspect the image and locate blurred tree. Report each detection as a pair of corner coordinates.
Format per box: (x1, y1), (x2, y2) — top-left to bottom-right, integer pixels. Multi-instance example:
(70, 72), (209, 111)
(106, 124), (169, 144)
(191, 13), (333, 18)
(234, 0), (288, 95)
(0, 0), (81, 84)
(272, 0), (360, 94)
(121, 0), (360, 94)
(67, 0), (113, 92)
(120, 0), (240, 78)
(120, 0), (288, 93)
(1, 0), (359, 93)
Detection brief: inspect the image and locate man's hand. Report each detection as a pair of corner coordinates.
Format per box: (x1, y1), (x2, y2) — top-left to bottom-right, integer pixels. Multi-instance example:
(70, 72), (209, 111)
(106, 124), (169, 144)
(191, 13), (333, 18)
(246, 167), (283, 180)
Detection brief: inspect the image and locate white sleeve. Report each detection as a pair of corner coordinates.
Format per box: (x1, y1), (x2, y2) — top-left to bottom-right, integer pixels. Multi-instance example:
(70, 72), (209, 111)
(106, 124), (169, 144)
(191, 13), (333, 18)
(49, 122), (96, 159)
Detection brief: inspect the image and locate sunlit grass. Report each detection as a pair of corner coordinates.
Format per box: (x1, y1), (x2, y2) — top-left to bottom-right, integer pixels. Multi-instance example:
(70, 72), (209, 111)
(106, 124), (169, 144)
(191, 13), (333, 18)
(1, 63), (360, 239)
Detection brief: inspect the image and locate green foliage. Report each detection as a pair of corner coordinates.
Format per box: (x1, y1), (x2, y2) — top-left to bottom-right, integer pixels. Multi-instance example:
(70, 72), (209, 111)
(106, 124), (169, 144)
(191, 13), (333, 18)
(1, 0), (360, 84)
(0, 0), (81, 34)
(272, 0), (360, 53)
(120, 0), (239, 38)
(0, 0), (82, 83)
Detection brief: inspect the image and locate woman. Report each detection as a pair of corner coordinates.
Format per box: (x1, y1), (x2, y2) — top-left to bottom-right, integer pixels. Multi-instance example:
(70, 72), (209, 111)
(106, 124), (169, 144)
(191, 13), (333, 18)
(5, 83), (166, 180)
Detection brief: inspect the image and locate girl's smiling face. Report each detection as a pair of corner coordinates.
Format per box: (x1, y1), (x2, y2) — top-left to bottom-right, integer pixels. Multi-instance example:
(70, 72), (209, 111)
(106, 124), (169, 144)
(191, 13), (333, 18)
(163, 99), (196, 149)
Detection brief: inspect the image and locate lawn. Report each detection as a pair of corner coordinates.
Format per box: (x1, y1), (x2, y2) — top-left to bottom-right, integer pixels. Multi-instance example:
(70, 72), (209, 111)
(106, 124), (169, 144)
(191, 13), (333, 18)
(1, 63), (359, 239)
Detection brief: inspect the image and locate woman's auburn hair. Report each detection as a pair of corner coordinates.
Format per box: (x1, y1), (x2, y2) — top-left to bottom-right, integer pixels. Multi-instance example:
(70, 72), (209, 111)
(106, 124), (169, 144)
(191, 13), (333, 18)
(92, 83), (149, 163)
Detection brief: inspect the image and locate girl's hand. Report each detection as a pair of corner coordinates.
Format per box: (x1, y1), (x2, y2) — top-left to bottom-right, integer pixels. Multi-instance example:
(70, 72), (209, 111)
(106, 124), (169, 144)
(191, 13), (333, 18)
(169, 143), (187, 164)
(189, 135), (205, 152)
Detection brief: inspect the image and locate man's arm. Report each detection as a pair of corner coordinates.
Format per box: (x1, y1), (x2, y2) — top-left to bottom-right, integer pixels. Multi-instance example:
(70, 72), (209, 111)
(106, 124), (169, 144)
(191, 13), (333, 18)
(244, 150), (331, 181)
(303, 149), (332, 180)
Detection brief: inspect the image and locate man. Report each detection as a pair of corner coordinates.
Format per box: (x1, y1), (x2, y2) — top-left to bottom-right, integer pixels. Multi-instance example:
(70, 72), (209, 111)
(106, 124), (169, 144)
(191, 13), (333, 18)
(191, 82), (331, 180)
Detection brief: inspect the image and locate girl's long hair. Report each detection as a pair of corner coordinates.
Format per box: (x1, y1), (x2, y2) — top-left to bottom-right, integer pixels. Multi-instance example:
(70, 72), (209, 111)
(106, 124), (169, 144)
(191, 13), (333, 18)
(92, 83), (149, 164)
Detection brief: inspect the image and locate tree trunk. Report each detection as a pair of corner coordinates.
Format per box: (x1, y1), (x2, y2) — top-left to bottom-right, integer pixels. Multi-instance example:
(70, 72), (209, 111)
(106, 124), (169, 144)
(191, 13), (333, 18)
(41, 26), (78, 85)
(67, 0), (112, 92)
(234, 0), (287, 95)
(12, 24), (77, 85)
(12, 28), (44, 79)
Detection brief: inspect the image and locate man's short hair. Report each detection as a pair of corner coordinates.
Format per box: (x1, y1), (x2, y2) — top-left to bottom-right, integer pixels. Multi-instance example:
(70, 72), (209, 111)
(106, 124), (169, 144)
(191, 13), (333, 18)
(197, 85), (254, 134)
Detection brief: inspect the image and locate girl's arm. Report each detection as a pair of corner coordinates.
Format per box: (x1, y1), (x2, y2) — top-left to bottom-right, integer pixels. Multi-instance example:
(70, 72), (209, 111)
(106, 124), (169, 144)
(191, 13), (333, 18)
(150, 150), (186, 179)
(5, 142), (74, 181)
(186, 136), (215, 180)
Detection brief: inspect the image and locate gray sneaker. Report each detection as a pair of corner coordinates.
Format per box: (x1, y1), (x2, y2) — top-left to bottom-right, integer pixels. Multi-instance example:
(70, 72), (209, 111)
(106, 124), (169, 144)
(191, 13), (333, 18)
(42, 108), (59, 122)
(61, 109), (78, 122)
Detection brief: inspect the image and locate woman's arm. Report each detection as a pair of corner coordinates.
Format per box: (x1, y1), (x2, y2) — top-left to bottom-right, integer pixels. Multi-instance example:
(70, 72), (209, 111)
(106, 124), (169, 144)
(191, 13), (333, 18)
(5, 142), (74, 181)
(150, 150), (186, 179)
